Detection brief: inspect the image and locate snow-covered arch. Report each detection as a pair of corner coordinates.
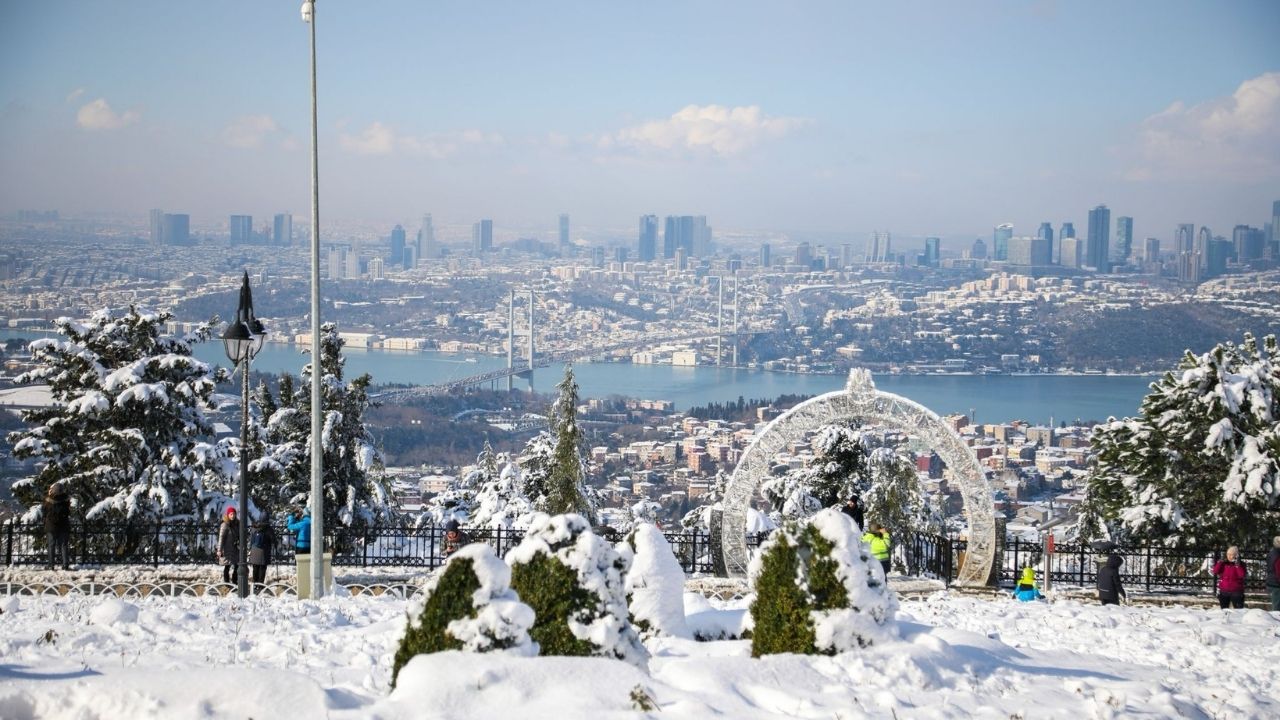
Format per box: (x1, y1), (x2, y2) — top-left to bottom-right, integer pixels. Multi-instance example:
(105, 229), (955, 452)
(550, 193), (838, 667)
(719, 369), (996, 585)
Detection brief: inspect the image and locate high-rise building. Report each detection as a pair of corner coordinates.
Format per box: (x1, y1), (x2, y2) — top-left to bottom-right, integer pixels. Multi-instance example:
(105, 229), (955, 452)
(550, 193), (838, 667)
(1113, 216), (1133, 263)
(1008, 236), (1050, 266)
(326, 245), (346, 279)
(865, 231), (892, 263)
(1054, 222), (1074, 264)
(1175, 224), (1195, 255)
(840, 243), (855, 269)
(614, 247), (628, 264)
(1086, 205), (1110, 271)
(970, 237), (987, 260)
(345, 246), (361, 278)
(924, 237), (940, 267)
(993, 224), (1013, 261)
(759, 243), (771, 268)
(794, 241), (812, 268)
(273, 213), (293, 246)
(150, 209), (164, 245)
(472, 219), (493, 254)
(161, 214), (189, 245)
(1060, 237), (1082, 268)
(230, 215), (253, 245)
(368, 257), (385, 280)
(558, 214), (570, 248)
(1206, 239), (1232, 277)
(1234, 225), (1265, 262)
(662, 216), (678, 258)
(638, 215), (658, 261)
(419, 214), (437, 259)
(662, 215), (710, 258)
(1270, 200), (1280, 258)
(1059, 222), (1076, 238)
(389, 224), (406, 267)
(1037, 223), (1054, 263)
(1143, 238), (1160, 265)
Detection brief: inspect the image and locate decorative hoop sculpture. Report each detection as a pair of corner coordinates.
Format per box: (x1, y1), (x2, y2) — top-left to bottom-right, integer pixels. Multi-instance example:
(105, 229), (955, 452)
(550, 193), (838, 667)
(718, 369), (997, 586)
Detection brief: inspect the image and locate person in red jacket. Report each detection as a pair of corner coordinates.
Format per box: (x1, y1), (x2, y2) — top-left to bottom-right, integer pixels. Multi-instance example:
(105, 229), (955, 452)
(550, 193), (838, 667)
(1212, 545), (1247, 609)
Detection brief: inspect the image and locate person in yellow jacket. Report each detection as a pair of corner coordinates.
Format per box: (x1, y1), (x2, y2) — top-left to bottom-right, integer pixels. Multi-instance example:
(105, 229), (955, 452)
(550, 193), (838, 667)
(1013, 566), (1043, 601)
(862, 522), (891, 576)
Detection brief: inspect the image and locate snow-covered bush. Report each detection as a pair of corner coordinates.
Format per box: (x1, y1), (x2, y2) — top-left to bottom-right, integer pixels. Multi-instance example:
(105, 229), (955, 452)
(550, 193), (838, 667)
(760, 423), (871, 524)
(749, 508), (897, 656)
(624, 523), (690, 640)
(469, 460), (536, 529)
(392, 543), (535, 686)
(507, 513), (648, 669)
(1086, 332), (1280, 548)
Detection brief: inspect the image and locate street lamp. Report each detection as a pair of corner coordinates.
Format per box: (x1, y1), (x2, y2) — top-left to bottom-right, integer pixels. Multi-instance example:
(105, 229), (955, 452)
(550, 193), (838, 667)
(222, 271), (266, 599)
(301, 0), (325, 599)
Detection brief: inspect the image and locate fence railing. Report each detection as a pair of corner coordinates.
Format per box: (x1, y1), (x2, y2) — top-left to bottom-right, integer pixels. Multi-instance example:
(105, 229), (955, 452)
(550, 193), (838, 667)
(4, 521), (1270, 596)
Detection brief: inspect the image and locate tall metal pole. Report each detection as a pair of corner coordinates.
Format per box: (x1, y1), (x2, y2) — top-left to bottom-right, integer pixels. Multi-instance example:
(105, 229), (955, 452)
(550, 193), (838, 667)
(306, 0), (324, 599)
(238, 356), (250, 598)
(716, 275), (723, 366)
(732, 270), (739, 368)
(507, 289), (514, 392)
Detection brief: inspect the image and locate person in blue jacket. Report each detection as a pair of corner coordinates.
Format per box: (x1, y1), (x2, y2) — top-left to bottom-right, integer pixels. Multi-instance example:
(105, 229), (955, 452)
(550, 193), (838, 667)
(1013, 567), (1043, 601)
(287, 506), (312, 555)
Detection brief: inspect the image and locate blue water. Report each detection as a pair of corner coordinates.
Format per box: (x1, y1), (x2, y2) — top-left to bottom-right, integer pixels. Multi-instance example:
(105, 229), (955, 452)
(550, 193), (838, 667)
(3, 329), (1155, 423)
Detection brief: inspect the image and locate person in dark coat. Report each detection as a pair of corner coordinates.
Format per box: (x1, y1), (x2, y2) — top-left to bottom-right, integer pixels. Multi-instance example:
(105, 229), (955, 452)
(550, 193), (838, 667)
(1097, 552), (1126, 606)
(841, 495), (865, 531)
(217, 507), (240, 585)
(1266, 535), (1280, 612)
(247, 518), (275, 587)
(1212, 546), (1247, 609)
(42, 482), (72, 570)
(442, 519), (470, 559)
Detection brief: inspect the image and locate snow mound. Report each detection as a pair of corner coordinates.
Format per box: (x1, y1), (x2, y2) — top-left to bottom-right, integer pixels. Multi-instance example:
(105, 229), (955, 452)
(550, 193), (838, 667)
(90, 598), (139, 626)
(625, 523), (691, 639)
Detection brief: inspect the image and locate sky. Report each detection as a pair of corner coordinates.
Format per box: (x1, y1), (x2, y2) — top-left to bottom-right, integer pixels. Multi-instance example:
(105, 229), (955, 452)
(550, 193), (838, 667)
(0, 0), (1277, 242)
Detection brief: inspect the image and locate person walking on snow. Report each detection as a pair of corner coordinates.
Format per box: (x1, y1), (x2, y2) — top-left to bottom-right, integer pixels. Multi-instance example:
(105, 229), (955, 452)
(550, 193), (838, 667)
(1096, 552), (1126, 606)
(42, 482), (72, 570)
(247, 517), (275, 588)
(1013, 567), (1043, 601)
(1212, 546), (1247, 609)
(287, 507), (312, 555)
(862, 522), (892, 576)
(217, 507), (240, 585)
(1266, 535), (1280, 612)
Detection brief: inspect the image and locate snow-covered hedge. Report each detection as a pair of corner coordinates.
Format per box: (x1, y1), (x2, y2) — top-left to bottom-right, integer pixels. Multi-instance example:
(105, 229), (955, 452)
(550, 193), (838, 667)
(507, 513), (648, 669)
(624, 523), (690, 640)
(392, 544), (535, 686)
(749, 508), (897, 656)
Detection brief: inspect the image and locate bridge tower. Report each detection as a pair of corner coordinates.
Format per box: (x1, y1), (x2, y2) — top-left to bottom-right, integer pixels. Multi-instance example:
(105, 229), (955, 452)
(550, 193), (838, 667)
(507, 289), (515, 392)
(732, 270), (739, 367)
(716, 274), (724, 366)
(527, 289), (535, 393)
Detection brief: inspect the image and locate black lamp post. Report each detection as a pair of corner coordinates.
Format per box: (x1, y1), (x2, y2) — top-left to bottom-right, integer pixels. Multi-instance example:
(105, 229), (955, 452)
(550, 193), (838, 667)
(222, 271), (266, 598)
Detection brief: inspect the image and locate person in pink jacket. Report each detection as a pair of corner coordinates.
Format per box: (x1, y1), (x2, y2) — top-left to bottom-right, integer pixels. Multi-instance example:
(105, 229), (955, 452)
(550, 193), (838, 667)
(1212, 545), (1247, 609)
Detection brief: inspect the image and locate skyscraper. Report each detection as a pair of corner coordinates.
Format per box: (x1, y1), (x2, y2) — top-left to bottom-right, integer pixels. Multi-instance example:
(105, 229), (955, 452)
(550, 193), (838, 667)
(162, 214), (189, 245)
(390, 224), (406, 266)
(759, 243), (771, 268)
(1060, 237), (1082, 268)
(638, 215), (658, 261)
(230, 215), (253, 245)
(866, 231), (892, 263)
(1175, 224), (1195, 255)
(1143, 238), (1160, 265)
(970, 237), (987, 260)
(662, 216), (678, 259)
(794, 241), (812, 267)
(558, 214), (570, 248)
(419, 214), (437, 259)
(924, 237), (940, 267)
(993, 224), (1013, 261)
(1037, 223), (1054, 264)
(1085, 205), (1110, 271)
(662, 216), (710, 258)
(1270, 200), (1280, 258)
(1113, 216), (1133, 263)
(1234, 225), (1265, 262)
(1008, 237), (1050, 266)
(472, 219), (493, 254)
(1196, 226), (1212, 271)
(150, 209), (164, 245)
(273, 213), (293, 246)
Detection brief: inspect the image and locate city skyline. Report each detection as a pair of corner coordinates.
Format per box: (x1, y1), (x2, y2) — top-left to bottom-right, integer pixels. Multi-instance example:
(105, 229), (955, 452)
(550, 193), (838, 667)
(0, 1), (1277, 237)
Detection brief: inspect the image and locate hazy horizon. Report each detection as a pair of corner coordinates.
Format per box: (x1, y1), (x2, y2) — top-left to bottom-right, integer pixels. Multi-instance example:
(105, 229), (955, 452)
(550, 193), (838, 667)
(2, 1), (1277, 240)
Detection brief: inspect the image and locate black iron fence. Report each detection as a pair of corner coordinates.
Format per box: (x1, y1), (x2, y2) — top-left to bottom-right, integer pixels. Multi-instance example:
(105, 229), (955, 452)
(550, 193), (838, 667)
(4, 520), (1270, 596)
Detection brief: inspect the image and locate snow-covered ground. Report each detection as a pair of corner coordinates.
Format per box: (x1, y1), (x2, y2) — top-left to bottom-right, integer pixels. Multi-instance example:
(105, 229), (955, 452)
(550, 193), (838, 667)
(1, 590), (1277, 719)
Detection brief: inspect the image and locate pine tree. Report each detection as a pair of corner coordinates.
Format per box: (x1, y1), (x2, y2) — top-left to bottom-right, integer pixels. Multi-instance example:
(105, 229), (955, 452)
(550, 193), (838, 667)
(863, 448), (931, 535)
(1085, 333), (1280, 548)
(761, 423), (871, 524)
(8, 308), (233, 525)
(541, 365), (595, 521)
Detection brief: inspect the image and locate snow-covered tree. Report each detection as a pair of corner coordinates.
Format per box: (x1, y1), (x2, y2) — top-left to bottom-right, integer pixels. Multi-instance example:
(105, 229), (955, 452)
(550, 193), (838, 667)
(392, 543), (536, 686)
(761, 424), (872, 524)
(863, 448), (935, 535)
(8, 308), (234, 524)
(506, 513), (648, 669)
(749, 509), (897, 656)
(251, 323), (393, 532)
(421, 442), (496, 525)
(624, 523), (691, 640)
(542, 365), (596, 521)
(1085, 333), (1280, 548)
(468, 459), (536, 530)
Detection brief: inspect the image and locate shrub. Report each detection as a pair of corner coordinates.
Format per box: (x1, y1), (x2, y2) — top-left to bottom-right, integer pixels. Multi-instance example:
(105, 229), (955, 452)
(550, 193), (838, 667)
(624, 523), (691, 640)
(749, 508), (897, 657)
(392, 543), (534, 686)
(507, 513), (648, 669)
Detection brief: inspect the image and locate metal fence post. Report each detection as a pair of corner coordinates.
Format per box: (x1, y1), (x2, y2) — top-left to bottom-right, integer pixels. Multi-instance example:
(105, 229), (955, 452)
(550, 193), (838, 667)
(153, 521), (161, 567)
(428, 524), (437, 569)
(5, 521), (12, 566)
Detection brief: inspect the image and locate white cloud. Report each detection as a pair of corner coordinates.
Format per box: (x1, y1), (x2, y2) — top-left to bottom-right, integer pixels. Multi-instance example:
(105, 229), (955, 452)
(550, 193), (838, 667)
(75, 98), (139, 130)
(339, 121), (503, 158)
(1125, 72), (1280, 181)
(221, 114), (280, 148)
(601, 104), (805, 157)
(65, 87), (85, 103)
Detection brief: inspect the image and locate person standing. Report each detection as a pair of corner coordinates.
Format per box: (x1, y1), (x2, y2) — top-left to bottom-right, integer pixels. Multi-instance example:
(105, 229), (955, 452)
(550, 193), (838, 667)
(442, 519), (470, 559)
(1097, 552), (1126, 606)
(287, 507), (312, 556)
(862, 522), (892, 576)
(1013, 567), (1043, 601)
(42, 483), (72, 570)
(841, 495), (865, 531)
(1212, 546), (1247, 609)
(247, 518), (275, 588)
(217, 507), (239, 585)
(1266, 535), (1280, 612)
